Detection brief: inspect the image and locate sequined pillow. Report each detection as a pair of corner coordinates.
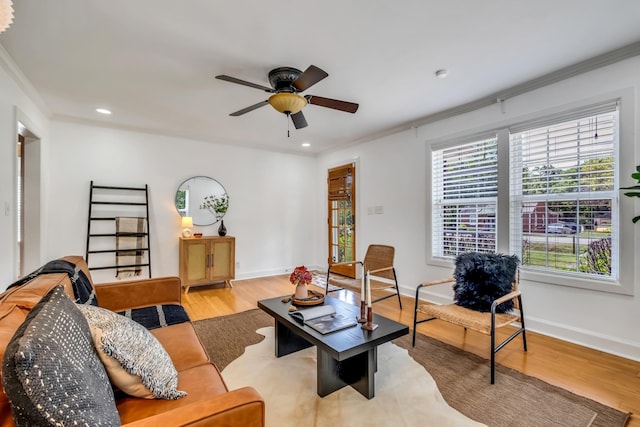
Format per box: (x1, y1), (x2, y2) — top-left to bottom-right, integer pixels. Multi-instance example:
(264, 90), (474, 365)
(77, 304), (186, 400)
(2, 286), (119, 426)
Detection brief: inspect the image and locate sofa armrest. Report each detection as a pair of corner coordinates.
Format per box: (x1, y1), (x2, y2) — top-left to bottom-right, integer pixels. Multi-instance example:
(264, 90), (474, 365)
(94, 277), (182, 312)
(121, 387), (265, 427)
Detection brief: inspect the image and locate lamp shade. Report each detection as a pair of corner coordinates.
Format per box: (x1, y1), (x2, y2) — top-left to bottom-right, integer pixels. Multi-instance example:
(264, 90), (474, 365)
(268, 93), (307, 114)
(181, 216), (193, 228)
(0, 0), (13, 34)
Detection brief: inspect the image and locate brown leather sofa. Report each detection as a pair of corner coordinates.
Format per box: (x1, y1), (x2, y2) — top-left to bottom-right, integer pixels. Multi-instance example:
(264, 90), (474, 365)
(0, 256), (264, 427)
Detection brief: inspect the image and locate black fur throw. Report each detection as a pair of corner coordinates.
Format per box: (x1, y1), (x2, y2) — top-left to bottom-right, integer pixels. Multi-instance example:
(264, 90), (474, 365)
(453, 252), (520, 313)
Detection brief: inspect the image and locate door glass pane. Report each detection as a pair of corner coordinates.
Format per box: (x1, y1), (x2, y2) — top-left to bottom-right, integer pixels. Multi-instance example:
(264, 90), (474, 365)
(328, 164), (356, 276)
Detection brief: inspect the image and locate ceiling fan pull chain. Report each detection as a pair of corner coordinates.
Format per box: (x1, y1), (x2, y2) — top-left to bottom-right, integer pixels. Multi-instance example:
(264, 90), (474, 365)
(287, 112), (291, 138)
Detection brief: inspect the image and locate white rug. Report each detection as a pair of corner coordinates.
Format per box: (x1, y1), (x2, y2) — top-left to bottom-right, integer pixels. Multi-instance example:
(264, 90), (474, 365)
(222, 327), (485, 427)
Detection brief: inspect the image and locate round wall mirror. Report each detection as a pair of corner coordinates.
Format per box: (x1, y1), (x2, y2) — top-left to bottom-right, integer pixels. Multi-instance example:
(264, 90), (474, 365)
(175, 176), (228, 226)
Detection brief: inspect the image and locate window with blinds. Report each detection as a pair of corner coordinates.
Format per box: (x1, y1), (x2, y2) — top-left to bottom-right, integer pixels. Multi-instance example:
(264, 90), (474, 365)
(509, 103), (618, 279)
(432, 136), (498, 259)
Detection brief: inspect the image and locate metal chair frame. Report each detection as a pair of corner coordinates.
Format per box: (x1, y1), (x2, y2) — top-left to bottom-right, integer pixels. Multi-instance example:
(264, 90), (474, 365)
(412, 272), (527, 384)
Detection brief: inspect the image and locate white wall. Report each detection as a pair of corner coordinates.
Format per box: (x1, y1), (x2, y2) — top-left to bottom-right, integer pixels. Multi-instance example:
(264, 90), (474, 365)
(1, 42), (638, 361)
(0, 48), (49, 286)
(318, 57), (640, 361)
(45, 121), (319, 282)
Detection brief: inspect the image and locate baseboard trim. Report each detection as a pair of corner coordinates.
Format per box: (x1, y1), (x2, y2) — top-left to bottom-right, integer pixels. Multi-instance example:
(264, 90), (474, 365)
(235, 265), (324, 281)
(523, 316), (640, 363)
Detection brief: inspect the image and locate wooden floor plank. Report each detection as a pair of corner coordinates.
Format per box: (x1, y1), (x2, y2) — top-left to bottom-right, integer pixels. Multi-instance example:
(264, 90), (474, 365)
(181, 274), (639, 425)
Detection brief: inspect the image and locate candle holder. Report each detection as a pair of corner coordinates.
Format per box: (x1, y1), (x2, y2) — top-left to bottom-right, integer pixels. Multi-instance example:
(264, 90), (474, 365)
(357, 301), (367, 323)
(361, 306), (378, 331)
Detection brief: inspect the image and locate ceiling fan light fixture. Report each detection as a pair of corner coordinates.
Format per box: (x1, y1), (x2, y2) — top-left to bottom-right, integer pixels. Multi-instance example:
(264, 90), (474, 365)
(0, 0), (14, 33)
(268, 93), (307, 115)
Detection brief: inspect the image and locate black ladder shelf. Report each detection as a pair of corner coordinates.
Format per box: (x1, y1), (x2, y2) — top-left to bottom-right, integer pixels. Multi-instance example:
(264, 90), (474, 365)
(85, 181), (152, 278)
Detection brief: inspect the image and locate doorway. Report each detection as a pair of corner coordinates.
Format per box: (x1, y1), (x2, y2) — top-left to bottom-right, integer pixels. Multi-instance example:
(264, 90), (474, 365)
(327, 163), (356, 278)
(16, 121), (42, 277)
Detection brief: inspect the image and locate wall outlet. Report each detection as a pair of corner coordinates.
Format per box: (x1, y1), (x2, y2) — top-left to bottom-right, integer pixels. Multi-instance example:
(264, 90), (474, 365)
(375, 205), (384, 214)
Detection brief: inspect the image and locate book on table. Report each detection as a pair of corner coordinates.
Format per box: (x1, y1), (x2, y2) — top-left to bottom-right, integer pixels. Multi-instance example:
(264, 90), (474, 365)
(289, 304), (357, 334)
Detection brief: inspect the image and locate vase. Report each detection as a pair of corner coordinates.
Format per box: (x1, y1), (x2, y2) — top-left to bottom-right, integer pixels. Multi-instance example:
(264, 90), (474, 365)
(218, 220), (227, 236)
(294, 282), (308, 300)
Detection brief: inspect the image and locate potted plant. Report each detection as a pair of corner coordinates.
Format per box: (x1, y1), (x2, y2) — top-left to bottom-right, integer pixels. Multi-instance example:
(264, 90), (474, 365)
(290, 265), (312, 299)
(200, 193), (228, 221)
(621, 165), (640, 224)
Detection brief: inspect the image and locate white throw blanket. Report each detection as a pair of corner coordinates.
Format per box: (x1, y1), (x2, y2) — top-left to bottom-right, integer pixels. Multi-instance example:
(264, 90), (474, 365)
(222, 327), (485, 427)
(115, 217), (147, 279)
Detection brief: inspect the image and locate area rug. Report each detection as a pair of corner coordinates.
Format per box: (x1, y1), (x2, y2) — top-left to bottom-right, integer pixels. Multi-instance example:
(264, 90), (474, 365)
(224, 326), (483, 427)
(192, 310), (630, 427)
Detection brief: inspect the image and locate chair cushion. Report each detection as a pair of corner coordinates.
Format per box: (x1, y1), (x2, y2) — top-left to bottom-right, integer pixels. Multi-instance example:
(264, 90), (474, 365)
(417, 303), (519, 334)
(77, 304), (187, 400)
(2, 286), (119, 426)
(453, 252), (519, 313)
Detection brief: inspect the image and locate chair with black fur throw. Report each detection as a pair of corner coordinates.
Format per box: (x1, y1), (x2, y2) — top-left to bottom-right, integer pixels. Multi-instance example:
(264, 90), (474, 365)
(413, 252), (527, 384)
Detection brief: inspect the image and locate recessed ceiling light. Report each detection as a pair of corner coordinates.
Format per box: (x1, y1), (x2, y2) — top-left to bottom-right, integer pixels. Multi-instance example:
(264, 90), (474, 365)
(435, 69), (448, 79)
(96, 108), (112, 115)
(301, 142), (311, 148)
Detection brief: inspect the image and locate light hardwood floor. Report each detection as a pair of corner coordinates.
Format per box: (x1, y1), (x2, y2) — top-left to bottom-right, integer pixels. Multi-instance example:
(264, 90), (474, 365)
(182, 275), (639, 426)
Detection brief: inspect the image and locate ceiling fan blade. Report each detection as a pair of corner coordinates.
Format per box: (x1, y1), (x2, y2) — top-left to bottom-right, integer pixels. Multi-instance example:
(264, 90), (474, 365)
(229, 100), (269, 116)
(292, 65), (328, 92)
(291, 111), (308, 129)
(215, 75), (274, 92)
(306, 95), (359, 113)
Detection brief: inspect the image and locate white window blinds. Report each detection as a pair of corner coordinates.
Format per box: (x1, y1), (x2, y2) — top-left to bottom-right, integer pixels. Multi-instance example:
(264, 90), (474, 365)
(432, 136), (498, 258)
(509, 102), (618, 278)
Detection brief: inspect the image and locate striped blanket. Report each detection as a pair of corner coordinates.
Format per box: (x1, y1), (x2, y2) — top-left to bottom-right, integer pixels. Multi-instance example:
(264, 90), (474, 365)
(115, 217), (147, 279)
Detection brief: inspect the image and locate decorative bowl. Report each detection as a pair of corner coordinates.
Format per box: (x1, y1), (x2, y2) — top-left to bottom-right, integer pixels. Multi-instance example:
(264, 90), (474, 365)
(292, 290), (325, 306)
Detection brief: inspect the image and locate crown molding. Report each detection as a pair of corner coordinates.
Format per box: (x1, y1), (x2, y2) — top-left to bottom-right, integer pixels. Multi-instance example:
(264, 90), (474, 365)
(348, 41), (640, 147)
(0, 44), (51, 117)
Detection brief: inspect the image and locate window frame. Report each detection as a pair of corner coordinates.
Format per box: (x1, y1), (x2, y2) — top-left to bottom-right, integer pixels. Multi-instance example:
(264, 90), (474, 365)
(426, 89), (635, 295)
(431, 133), (498, 259)
(427, 131), (500, 268)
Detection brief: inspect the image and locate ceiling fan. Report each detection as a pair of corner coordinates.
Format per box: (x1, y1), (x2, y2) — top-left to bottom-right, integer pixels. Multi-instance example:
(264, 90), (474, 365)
(215, 65), (359, 130)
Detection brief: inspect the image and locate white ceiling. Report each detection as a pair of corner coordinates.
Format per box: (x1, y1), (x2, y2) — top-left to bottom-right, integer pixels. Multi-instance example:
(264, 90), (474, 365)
(1, 1), (640, 154)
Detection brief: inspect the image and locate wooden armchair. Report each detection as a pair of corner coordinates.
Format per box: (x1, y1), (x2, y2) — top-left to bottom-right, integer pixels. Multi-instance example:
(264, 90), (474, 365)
(413, 252), (527, 383)
(326, 244), (402, 309)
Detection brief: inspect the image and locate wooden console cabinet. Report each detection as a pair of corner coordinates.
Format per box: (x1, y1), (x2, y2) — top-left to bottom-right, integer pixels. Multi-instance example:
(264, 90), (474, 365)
(179, 236), (235, 292)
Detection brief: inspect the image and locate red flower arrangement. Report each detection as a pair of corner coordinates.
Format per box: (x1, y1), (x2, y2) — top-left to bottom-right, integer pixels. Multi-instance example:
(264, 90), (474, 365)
(289, 265), (312, 286)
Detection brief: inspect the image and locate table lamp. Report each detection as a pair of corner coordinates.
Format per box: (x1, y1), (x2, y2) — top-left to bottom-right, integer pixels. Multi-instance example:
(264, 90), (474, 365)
(181, 216), (193, 238)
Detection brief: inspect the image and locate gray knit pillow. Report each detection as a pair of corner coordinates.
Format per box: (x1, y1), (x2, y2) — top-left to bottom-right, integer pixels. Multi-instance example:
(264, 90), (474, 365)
(77, 304), (186, 400)
(2, 286), (119, 426)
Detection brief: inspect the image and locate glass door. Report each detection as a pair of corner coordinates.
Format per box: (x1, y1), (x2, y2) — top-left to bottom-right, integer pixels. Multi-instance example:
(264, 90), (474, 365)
(327, 163), (356, 277)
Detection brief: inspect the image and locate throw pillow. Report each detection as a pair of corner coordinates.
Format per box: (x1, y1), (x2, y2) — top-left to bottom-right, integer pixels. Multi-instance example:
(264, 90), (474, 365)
(76, 304), (187, 400)
(453, 252), (519, 313)
(2, 286), (119, 426)
(117, 304), (190, 330)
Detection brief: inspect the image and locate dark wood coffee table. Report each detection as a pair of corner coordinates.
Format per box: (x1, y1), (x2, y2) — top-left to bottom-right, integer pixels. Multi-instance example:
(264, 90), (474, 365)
(258, 295), (409, 399)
